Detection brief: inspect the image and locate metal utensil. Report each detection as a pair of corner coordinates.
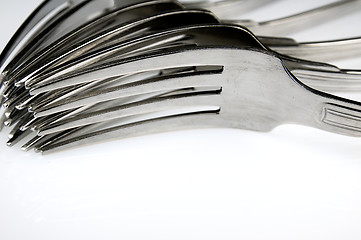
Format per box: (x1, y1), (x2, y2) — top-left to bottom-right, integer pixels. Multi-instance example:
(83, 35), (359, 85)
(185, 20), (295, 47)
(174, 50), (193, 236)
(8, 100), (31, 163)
(2, 1), (361, 153)
(13, 24), (361, 153)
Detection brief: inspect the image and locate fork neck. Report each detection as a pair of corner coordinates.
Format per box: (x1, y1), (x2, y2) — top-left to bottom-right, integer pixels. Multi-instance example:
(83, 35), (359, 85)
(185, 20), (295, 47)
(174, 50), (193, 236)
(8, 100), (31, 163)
(284, 75), (361, 138)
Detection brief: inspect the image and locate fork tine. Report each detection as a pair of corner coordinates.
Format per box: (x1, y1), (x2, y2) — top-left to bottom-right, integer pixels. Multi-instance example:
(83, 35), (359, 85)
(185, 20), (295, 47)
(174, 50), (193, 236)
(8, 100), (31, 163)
(21, 109), (75, 132)
(28, 70), (166, 111)
(23, 127), (86, 151)
(32, 69), (223, 117)
(31, 119), (132, 152)
(7, 1), (186, 87)
(28, 46), (226, 96)
(27, 76), (128, 112)
(9, 86), (218, 149)
(0, 0), (72, 73)
(22, 134), (56, 152)
(37, 112), (220, 154)
(8, 112), (33, 139)
(23, 35), (189, 90)
(20, 10), (218, 89)
(6, 129), (32, 147)
(28, 86), (219, 152)
(4, 109), (28, 127)
(37, 89), (221, 136)
(30, 88), (184, 131)
(1, 0), (94, 80)
(15, 71), (153, 115)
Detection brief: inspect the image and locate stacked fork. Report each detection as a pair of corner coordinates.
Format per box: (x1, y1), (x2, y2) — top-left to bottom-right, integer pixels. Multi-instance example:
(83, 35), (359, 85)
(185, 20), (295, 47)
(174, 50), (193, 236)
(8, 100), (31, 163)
(1, 0), (361, 154)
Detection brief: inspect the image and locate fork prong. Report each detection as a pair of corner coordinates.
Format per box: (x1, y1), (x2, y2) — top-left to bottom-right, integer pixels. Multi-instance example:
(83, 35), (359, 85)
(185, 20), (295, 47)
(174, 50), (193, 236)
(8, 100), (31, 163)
(1, 0), (92, 80)
(0, 110), (6, 132)
(32, 70), (222, 117)
(2, 88), (28, 109)
(37, 111), (220, 154)
(29, 48), (224, 95)
(34, 86), (196, 128)
(22, 135), (52, 152)
(28, 71), (162, 112)
(37, 90), (221, 136)
(0, 0), (72, 77)
(4, 109), (29, 127)
(22, 109), (74, 132)
(0, 1), (72, 73)
(8, 112), (33, 139)
(3, 84), (25, 100)
(31, 118), (133, 152)
(7, 129), (32, 147)
(9, 1), (185, 87)
(23, 33), (191, 90)
(21, 10), (218, 90)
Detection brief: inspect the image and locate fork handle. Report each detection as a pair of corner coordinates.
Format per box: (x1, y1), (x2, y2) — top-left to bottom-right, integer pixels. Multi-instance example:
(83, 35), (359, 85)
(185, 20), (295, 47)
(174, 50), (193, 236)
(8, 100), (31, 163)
(318, 101), (361, 137)
(234, 0), (361, 36)
(295, 88), (361, 137)
(293, 69), (361, 92)
(271, 37), (361, 62)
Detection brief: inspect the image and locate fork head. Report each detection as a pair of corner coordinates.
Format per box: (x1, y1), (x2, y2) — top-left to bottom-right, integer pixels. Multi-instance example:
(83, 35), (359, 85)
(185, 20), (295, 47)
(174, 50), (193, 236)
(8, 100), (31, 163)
(30, 24), (361, 153)
(1, 0), (181, 85)
(3, 2), (361, 153)
(32, 45), (305, 153)
(25, 25), (309, 152)
(3, 23), (294, 152)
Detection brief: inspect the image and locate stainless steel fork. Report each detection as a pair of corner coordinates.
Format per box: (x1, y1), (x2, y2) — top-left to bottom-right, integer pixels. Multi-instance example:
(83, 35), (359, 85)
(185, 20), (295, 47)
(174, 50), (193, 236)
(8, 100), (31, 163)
(37, 46), (361, 153)
(18, 25), (361, 153)
(2, 0), (361, 83)
(2, 5), (360, 135)
(2, 1), (361, 153)
(7, 8), (361, 95)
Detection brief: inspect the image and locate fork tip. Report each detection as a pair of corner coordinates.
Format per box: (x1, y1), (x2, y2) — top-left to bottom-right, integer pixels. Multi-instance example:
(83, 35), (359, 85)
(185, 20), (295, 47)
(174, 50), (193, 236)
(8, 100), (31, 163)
(21, 146), (30, 152)
(34, 147), (43, 153)
(6, 140), (13, 147)
(4, 120), (11, 126)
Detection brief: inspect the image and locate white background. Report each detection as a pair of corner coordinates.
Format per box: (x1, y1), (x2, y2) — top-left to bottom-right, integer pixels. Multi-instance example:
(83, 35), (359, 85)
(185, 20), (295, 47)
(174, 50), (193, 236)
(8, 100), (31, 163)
(1, 0), (361, 239)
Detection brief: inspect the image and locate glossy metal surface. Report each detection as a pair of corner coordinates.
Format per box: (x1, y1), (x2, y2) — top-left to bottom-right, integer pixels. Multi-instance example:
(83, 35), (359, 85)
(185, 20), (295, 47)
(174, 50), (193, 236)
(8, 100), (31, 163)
(1, 0), (361, 154)
(2, 0), (361, 82)
(233, 0), (361, 36)
(7, 25), (361, 153)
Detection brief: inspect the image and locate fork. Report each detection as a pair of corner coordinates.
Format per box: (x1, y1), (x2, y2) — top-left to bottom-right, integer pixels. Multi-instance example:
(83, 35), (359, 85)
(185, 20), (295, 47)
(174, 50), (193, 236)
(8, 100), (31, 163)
(5, 6), (360, 93)
(1, 0), (262, 80)
(0, 0), (183, 88)
(38, 48), (361, 153)
(1, 0), (360, 98)
(0, 8), (225, 129)
(2, 2), (361, 152)
(2, 9), (361, 144)
(2, 0), (361, 85)
(16, 25), (361, 153)
(16, 9), (361, 98)
(1, 5), (357, 127)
